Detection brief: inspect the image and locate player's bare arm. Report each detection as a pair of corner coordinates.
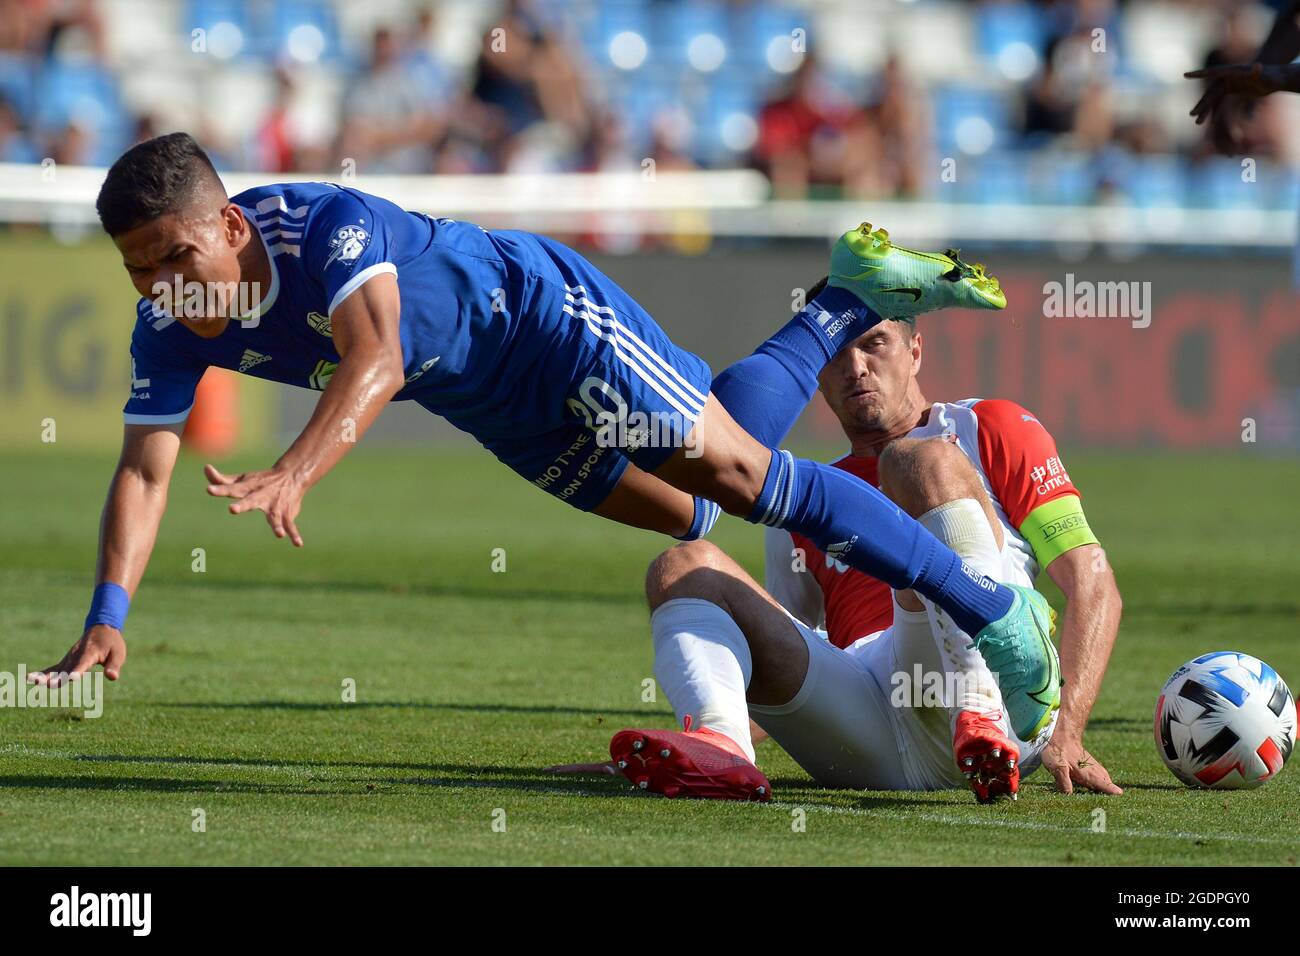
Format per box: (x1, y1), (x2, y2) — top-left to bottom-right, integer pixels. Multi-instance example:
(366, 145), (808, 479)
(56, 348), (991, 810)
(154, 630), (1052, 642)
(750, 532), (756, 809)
(206, 272), (405, 546)
(28, 421), (185, 687)
(1040, 543), (1124, 795)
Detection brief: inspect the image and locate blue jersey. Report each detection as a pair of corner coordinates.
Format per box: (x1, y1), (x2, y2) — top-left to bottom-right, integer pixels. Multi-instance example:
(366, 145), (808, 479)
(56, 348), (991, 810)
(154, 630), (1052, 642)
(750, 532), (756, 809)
(124, 181), (713, 511)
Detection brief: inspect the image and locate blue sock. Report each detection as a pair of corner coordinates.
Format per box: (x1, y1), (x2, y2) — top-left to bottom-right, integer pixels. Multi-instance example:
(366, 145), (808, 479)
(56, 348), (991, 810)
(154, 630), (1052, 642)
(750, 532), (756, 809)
(748, 450), (1014, 636)
(712, 286), (880, 447)
(674, 497), (721, 541)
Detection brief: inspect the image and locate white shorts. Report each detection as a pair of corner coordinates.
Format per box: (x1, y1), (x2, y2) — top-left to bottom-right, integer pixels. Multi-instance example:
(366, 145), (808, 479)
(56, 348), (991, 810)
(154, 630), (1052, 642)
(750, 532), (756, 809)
(749, 546), (1054, 791)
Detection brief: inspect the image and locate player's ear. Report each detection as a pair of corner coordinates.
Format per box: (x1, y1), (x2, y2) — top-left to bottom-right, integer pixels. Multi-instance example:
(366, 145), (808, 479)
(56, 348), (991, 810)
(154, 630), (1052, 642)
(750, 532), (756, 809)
(220, 203), (246, 247)
(910, 330), (922, 375)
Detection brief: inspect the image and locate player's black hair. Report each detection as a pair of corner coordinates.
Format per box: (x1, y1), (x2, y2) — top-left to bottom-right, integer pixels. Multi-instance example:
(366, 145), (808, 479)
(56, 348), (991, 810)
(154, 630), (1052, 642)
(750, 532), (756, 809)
(805, 275), (916, 335)
(96, 132), (226, 236)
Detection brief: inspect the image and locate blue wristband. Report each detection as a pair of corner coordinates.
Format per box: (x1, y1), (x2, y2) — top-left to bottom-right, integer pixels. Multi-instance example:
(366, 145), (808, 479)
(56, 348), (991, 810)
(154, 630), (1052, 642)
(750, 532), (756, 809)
(84, 582), (130, 632)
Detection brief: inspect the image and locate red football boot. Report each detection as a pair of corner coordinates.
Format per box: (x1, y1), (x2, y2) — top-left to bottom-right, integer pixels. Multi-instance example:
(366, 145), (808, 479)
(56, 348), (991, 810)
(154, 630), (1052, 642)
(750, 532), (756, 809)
(953, 710), (1020, 803)
(609, 716), (771, 802)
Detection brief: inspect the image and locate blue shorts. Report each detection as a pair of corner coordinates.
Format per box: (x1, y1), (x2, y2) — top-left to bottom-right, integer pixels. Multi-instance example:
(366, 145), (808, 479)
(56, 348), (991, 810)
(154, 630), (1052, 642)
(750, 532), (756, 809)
(477, 239), (713, 513)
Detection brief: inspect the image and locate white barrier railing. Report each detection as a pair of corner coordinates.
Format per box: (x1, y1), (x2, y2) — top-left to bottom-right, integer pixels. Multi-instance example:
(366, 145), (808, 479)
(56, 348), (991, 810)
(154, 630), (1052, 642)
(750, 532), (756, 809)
(0, 162), (1293, 249)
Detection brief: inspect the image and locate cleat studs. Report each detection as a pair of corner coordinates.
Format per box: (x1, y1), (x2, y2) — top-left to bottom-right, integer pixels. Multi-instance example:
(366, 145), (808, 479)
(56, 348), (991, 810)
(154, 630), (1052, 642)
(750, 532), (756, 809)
(990, 748), (1001, 759)
(1007, 758), (1016, 769)
(616, 760), (627, 770)
(756, 786), (766, 796)
(659, 748), (671, 758)
(962, 756), (975, 768)
(637, 779), (649, 790)
(632, 739), (644, 752)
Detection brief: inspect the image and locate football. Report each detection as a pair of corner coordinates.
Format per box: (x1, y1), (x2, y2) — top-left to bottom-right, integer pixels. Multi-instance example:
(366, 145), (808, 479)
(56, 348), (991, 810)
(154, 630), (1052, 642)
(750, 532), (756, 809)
(1155, 652), (1297, 789)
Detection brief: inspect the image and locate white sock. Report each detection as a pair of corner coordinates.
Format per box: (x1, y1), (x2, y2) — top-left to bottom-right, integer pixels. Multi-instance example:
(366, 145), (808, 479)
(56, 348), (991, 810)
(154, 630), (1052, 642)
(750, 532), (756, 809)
(650, 598), (756, 763)
(916, 499), (1008, 726)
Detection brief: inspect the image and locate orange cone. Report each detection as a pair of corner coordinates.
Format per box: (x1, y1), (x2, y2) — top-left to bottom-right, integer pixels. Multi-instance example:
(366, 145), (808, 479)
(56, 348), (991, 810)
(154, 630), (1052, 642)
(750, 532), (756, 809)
(183, 368), (239, 456)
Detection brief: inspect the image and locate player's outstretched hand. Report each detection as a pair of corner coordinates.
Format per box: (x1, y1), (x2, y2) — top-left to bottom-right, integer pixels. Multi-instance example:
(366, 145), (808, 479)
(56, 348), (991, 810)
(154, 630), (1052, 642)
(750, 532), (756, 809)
(1041, 735), (1122, 795)
(1186, 63), (1286, 117)
(28, 624), (127, 687)
(205, 463), (306, 547)
(1184, 63), (1291, 153)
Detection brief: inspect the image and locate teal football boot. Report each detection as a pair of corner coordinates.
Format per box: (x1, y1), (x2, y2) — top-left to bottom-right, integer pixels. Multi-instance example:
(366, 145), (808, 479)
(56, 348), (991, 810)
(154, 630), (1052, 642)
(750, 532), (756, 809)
(972, 585), (1062, 742)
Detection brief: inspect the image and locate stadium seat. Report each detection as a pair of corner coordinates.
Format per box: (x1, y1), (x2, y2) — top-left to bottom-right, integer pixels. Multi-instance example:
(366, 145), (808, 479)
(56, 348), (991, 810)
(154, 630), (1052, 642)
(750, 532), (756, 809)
(589, 0), (653, 66)
(958, 151), (1032, 205)
(973, 1), (1046, 76)
(1027, 151), (1095, 205)
(1193, 156), (1266, 210)
(185, 0), (255, 60)
(733, 3), (805, 70)
(652, 1), (730, 68)
(932, 86), (1014, 156)
(265, 0), (343, 65)
(31, 61), (131, 165)
(1124, 156), (1188, 209)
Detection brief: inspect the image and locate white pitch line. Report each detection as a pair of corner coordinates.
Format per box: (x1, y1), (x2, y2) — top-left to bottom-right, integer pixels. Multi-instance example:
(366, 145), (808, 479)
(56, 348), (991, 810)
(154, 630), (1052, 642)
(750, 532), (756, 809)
(767, 799), (1300, 847)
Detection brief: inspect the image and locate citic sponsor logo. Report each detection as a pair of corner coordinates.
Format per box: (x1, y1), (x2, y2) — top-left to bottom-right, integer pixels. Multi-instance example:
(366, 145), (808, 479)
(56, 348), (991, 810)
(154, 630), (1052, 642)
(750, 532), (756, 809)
(1030, 456), (1069, 496)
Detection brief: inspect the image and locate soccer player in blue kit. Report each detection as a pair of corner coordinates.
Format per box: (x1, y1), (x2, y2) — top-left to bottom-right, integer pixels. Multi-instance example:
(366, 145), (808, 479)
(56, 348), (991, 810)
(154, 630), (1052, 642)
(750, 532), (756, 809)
(30, 134), (1060, 754)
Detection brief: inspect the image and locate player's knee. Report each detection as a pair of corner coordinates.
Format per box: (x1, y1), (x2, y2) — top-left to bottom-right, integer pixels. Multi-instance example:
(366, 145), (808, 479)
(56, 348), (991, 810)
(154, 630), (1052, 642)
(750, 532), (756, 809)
(879, 437), (976, 515)
(644, 540), (730, 610)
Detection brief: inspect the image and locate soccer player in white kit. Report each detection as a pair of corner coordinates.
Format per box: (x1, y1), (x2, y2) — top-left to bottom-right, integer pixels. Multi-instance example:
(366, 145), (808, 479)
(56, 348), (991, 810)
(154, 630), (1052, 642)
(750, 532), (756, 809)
(563, 301), (1125, 802)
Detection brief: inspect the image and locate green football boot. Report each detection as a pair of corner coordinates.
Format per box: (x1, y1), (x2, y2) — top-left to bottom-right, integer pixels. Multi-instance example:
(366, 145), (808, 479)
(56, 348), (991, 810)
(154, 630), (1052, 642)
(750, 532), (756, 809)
(827, 223), (1007, 318)
(972, 585), (1061, 742)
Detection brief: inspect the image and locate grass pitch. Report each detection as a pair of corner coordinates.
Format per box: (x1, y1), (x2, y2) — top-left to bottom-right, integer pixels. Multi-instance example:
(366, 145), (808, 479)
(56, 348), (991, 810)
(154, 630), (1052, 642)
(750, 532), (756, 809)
(2, 444), (1298, 866)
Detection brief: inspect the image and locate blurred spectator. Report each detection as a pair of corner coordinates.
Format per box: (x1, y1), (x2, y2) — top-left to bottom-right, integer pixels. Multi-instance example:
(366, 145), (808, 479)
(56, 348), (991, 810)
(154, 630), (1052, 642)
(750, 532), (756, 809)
(584, 108), (637, 174)
(1071, 78), (1114, 152)
(468, 0), (592, 172)
(0, 0), (39, 55)
(848, 55), (931, 198)
(255, 68), (299, 173)
(340, 26), (445, 174)
(0, 0), (104, 60)
(753, 56), (857, 198)
(404, 6), (456, 104)
(41, 0), (106, 61)
(1020, 36), (1115, 155)
(47, 117), (89, 165)
(647, 109), (698, 174)
(0, 92), (37, 161)
(754, 54), (929, 200)
(1022, 51), (1076, 144)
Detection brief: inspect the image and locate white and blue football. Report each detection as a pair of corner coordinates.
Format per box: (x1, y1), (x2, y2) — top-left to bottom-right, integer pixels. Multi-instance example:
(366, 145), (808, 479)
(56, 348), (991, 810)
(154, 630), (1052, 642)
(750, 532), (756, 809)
(1154, 651), (1296, 789)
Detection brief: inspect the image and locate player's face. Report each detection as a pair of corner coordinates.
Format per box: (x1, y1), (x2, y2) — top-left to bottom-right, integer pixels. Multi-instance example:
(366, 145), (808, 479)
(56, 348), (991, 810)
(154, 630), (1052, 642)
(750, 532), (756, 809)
(114, 205), (247, 338)
(817, 322), (921, 433)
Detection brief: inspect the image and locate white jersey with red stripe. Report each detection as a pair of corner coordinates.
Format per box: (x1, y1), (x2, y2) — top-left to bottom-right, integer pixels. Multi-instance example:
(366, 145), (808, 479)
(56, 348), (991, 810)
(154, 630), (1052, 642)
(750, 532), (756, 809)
(772, 397), (1086, 648)
(755, 398), (1096, 790)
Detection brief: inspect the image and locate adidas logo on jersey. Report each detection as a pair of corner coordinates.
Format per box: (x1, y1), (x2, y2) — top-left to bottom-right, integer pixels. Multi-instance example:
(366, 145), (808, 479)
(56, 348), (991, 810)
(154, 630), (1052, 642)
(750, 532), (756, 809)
(239, 349), (271, 373)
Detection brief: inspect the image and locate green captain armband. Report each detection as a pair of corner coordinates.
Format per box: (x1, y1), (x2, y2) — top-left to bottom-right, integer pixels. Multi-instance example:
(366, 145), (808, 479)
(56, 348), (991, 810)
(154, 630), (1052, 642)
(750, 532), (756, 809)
(1019, 495), (1099, 568)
